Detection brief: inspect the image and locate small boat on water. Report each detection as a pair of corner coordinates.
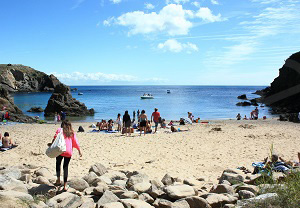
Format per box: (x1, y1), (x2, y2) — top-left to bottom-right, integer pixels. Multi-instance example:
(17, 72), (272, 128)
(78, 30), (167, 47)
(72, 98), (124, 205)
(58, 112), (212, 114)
(78, 92), (83, 95)
(167, 90), (171, 94)
(141, 93), (154, 99)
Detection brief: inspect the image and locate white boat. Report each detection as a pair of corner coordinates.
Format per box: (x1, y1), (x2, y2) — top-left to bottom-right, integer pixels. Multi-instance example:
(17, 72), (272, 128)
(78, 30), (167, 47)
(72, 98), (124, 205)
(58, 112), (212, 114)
(141, 94), (154, 99)
(78, 92), (83, 95)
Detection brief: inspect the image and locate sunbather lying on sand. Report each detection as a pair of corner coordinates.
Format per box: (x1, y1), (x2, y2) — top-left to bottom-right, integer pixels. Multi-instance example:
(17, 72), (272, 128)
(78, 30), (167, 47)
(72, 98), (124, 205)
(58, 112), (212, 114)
(253, 154), (294, 174)
(171, 126), (189, 132)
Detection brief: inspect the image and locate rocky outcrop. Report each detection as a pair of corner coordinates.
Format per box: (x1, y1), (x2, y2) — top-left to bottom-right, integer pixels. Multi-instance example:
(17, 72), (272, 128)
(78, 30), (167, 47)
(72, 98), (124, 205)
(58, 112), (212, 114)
(44, 84), (94, 117)
(0, 64), (61, 92)
(0, 86), (36, 122)
(258, 51), (300, 113)
(27, 107), (44, 112)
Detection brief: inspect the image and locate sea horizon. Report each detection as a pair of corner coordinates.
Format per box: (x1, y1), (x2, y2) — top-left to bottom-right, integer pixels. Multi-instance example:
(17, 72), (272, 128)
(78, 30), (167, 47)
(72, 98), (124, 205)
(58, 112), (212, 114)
(13, 85), (272, 122)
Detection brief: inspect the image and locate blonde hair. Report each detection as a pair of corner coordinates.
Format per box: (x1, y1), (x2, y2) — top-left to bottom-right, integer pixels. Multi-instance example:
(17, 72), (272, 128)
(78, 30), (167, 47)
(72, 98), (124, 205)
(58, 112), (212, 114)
(61, 120), (74, 138)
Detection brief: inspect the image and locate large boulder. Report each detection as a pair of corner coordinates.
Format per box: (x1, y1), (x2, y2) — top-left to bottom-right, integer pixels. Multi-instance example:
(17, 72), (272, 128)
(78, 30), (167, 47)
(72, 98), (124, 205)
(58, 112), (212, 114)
(120, 199), (154, 208)
(173, 196), (211, 208)
(0, 190), (33, 202)
(89, 163), (108, 177)
(210, 184), (234, 195)
(127, 173), (149, 188)
(69, 178), (90, 192)
(44, 83), (94, 117)
(202, 193), (238, 208)
(164, 184), (196, 200)
(97, 190), (120, 207)
(47, 192), (83, 208)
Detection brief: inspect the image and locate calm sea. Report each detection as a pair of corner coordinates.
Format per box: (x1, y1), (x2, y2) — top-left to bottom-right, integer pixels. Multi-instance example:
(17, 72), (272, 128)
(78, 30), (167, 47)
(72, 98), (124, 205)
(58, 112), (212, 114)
(12, 86), (273, 122)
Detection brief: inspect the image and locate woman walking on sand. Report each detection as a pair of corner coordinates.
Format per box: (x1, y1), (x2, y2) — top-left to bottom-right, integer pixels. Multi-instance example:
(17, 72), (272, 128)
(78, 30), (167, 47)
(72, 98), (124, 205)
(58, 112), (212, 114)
(139, 110), (148, 136)
(123, 111), (131, 136)
(51, 120), (82, 191)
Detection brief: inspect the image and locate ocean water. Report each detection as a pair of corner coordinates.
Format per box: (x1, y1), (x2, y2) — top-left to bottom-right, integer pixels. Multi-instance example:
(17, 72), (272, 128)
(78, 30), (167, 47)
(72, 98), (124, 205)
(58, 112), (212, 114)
(12, 86), (273, 122)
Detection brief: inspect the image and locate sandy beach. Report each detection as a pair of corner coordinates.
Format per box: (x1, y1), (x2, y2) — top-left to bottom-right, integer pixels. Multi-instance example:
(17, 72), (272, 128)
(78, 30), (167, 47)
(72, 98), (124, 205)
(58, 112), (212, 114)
(0, 119), (299, 183)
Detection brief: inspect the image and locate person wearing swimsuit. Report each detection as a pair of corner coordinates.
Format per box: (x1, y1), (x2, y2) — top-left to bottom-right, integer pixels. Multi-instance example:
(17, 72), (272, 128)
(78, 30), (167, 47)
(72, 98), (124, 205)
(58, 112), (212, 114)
(139, 110), (148, 136)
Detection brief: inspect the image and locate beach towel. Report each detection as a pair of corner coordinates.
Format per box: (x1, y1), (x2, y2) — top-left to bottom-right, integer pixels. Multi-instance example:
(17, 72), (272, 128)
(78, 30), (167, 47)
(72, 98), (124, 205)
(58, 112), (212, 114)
(0, 145), (18, 152)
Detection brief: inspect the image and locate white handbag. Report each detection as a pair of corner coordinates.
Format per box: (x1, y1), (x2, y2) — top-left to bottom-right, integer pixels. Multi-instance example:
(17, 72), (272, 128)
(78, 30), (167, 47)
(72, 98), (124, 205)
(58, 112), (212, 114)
(46, 129), (66, 158)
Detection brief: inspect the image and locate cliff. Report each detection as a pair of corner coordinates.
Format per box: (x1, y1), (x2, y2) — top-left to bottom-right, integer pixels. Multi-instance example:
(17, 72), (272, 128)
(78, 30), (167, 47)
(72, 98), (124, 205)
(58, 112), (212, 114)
(0, 86), (36, 122)
(0, 64), (61, 92)
(260, 51), (300, 113)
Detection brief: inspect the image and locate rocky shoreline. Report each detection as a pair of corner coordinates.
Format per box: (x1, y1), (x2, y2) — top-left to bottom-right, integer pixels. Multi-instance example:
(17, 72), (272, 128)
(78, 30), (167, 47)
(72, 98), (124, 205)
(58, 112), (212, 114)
(0, 64), (94, 122)
(0, 163), (287, 208)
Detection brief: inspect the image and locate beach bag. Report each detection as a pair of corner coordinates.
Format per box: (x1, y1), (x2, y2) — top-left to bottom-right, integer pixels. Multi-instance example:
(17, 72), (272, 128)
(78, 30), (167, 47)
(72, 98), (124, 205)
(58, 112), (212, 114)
(46, 129), (66, 158)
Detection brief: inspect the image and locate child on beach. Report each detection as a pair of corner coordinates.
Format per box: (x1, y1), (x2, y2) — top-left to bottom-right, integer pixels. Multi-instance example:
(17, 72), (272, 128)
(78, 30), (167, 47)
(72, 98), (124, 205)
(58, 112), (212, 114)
(116, 113), (122, 132)
(52, 120), (82, 191)
(236, 113), (241, 120)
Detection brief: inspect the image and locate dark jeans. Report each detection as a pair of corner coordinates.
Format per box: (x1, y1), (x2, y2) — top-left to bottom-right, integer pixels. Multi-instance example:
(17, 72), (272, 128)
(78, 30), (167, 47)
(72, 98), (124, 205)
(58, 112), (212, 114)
(56, 155), (71, 182)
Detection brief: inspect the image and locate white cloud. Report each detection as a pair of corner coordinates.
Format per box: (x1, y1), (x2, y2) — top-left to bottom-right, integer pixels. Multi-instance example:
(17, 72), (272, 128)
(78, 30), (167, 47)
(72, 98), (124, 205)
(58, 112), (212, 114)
(191, 1), (200, 7)
(166, 0), (190, 4)
(114, 4), (193, 36)
(104, 4), (224, 36)
(211, 0), (219, 5)
(53, 72), (137, 82)
(145, 3), (155, 9)
(110, 0), (121, 4)
(158, 39), (199, 53)
(195, 7), (223, 22)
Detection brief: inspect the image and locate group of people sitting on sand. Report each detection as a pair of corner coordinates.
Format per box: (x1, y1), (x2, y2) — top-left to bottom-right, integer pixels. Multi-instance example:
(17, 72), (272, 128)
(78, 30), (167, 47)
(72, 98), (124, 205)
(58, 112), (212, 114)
(93, 108), (192, 136)
(236, 107), (267, 120)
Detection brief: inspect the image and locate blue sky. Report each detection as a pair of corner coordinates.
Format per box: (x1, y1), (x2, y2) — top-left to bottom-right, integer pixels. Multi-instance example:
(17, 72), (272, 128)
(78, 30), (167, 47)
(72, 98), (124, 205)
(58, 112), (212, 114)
(0, 0), (299, 85)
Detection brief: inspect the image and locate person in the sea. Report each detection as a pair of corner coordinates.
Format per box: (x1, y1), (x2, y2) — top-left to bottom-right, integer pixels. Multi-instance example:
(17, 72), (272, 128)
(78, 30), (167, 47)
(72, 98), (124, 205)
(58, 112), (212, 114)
(139, 110), (148, 136)
(151, 108), (161, 133)
(52, 120), (82, 191)
(123, 111), (131, 136)
(137, 109), (140, 120)
(116, 113), (122, 132)
(1, 132), (14, 148)
(133, 111), (136, 122)
(236, 113), (241, 120)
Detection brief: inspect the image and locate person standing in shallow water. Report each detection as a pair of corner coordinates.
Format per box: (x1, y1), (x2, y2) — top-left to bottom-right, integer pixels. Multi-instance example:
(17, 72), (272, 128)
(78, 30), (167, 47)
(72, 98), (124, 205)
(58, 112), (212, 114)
(133, 110), (136, 122)
(52, 120), (82, 191)
(137, 109), (140, 120)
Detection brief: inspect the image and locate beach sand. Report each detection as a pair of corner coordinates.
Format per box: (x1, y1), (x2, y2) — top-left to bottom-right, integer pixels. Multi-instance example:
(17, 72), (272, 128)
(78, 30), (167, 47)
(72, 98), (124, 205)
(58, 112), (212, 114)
(0, 119), (299, 183)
